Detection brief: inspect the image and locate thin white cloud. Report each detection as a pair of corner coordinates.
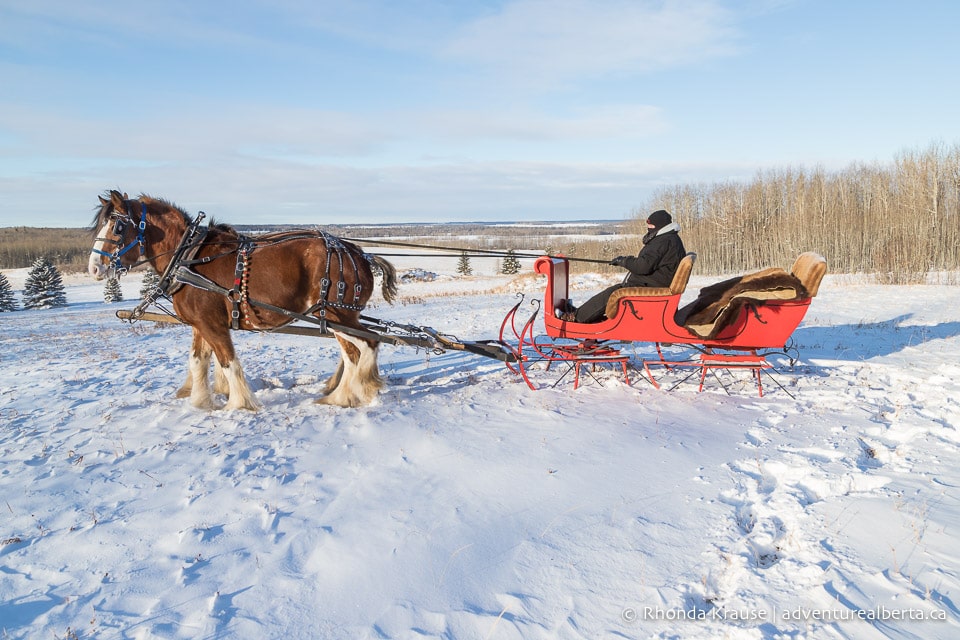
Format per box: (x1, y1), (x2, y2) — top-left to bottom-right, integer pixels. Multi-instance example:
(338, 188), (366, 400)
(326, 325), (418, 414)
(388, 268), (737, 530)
(0, 154), (757, 226)
(414, 105), (666, 141)
(0, 104), (391, 162)
(0, 99), (667, 169)
(0, 1), (271, 51)
(442, 0), (740, 85)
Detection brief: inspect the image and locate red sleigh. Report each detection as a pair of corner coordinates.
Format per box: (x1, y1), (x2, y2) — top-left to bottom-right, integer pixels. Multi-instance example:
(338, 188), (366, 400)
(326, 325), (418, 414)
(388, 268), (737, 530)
(499, 252), (827, 395)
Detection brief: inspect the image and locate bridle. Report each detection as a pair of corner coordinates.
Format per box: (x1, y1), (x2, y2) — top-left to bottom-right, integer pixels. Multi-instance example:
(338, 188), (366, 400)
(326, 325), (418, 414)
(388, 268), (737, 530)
(93, 200), (148, 273)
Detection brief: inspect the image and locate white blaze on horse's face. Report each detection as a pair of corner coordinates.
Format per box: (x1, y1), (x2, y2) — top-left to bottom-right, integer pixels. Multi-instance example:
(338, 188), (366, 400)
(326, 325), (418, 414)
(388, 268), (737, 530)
(88, 219), (116, 280)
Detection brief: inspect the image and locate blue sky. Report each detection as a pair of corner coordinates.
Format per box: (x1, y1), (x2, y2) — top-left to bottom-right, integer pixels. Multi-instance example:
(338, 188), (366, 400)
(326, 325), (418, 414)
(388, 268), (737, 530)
(1, 0), (957, 227)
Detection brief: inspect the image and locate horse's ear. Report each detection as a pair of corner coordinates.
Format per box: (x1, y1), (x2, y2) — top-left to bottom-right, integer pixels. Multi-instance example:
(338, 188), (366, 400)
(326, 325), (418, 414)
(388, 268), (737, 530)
(99, 195), (108, 206)
(110, 190), (125, 208)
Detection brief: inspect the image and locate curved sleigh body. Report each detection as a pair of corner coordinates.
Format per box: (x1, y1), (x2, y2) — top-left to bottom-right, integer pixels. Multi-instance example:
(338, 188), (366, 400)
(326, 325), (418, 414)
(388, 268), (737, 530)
(500, 252), (827, 395)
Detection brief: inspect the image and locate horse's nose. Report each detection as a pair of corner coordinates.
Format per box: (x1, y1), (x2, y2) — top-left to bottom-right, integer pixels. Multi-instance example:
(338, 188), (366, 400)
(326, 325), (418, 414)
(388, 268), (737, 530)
(88, 256), (107, 280)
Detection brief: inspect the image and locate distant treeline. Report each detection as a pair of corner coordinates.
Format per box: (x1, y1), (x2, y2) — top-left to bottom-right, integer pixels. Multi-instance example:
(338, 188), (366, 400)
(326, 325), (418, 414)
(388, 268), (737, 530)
(633, 141), (960, 283)
(0, 227), (94, 272)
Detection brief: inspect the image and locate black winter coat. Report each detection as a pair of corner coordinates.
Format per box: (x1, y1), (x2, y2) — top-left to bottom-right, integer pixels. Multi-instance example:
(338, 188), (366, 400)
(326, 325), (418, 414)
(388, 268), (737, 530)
(620, 226), (686, 288)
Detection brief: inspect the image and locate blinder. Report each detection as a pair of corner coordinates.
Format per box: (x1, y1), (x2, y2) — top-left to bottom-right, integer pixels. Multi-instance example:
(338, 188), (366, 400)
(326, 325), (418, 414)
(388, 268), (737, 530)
(93, 201), (148, 273)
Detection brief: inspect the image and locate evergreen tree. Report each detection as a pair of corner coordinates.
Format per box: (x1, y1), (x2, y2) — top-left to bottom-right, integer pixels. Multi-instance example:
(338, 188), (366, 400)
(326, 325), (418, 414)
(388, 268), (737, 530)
(104, 276), (123, 303)
(0, 272), (18, 312)
(456, 251), (473, 276)
(501, 249), (521, 275)
(140, 267), (161, 299)
(22, 257), (67, 310)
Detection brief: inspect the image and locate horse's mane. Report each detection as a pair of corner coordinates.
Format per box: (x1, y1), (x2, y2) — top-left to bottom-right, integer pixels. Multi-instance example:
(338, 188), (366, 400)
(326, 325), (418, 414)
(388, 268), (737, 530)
(207, 219), (238, 235)
(141, 195), (240, 236)
(140, 194), (194, 225)
(90, 190), (237, 237)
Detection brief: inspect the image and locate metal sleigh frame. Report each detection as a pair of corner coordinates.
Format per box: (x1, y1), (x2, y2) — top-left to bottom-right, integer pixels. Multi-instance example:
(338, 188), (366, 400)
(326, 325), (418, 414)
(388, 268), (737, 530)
(498, 253), (827, 396)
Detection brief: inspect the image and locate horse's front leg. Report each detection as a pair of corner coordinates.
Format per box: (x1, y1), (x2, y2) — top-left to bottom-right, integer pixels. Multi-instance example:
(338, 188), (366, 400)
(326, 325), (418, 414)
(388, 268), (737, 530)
(322, 357), (345, 396)
(176, 329), (201, 398)
(176, 330), (229, 397)
(181, 328), (220, 410)
(204, 325), (261, 411)
(213, 359), (230, 395)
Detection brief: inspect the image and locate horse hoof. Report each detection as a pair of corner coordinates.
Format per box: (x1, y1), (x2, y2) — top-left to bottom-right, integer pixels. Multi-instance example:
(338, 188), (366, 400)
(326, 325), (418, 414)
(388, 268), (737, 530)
(315, 393), (371, 408)
(192, 401), (223, 411)
(225, 400), (261, 411)
(315, 396), (354, 408)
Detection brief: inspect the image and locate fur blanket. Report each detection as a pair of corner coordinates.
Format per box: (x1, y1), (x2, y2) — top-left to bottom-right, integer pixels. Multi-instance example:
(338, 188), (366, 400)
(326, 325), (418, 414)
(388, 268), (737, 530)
(677, 268), (809, 339)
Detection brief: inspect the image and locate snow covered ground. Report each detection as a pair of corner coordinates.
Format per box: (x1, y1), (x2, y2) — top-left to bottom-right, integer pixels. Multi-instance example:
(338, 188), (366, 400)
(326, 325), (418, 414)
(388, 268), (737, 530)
(2, 261), (960, 640)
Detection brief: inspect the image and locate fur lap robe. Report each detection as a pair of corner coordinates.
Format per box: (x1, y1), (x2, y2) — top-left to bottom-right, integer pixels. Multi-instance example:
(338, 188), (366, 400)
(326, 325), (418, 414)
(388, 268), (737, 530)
(677, 268), (809, 339)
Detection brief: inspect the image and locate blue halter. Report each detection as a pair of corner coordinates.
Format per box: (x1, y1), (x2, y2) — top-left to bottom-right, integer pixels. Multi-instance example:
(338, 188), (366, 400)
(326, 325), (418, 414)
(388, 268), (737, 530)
(93, 201), (148, 274)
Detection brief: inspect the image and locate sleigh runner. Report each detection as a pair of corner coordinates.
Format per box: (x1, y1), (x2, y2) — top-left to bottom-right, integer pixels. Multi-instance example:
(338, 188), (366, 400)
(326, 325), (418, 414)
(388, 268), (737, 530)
(498, 252), (827, 395)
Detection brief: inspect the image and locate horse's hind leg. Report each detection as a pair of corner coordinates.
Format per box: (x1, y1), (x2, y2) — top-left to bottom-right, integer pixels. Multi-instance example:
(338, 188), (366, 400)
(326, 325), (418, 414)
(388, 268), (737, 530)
(318, 333), (383, 407)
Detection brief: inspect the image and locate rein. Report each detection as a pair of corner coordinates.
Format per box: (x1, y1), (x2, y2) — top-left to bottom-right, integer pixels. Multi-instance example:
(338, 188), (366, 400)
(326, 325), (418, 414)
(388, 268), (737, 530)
(340, 237), (613, 265)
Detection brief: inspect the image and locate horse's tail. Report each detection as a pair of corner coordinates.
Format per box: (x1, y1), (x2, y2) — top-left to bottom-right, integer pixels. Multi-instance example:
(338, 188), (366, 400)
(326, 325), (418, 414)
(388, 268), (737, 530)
(372, 256), (398, 304)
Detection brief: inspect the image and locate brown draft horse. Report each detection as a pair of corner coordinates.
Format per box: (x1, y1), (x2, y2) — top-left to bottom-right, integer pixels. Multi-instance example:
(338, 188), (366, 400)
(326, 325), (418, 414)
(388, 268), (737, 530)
(88, 190), (398, 410)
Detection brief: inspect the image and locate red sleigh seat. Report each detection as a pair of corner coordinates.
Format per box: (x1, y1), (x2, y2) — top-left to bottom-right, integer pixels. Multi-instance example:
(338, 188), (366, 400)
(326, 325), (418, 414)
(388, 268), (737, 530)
(537, 252), (698, 343)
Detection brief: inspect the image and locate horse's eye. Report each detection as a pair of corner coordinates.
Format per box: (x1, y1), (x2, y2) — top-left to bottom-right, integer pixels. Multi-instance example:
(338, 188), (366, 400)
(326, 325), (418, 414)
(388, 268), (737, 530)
(113, 219), (126, 235)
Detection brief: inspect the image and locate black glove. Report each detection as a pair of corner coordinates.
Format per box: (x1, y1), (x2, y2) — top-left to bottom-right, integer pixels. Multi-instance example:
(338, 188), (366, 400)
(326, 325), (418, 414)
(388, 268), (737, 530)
(610, 256), (627, 267)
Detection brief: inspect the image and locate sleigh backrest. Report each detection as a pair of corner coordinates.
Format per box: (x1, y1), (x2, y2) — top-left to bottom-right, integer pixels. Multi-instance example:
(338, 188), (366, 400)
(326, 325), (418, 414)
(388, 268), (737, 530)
(604, 252), (697, 318)
(790, 252), (827, 298)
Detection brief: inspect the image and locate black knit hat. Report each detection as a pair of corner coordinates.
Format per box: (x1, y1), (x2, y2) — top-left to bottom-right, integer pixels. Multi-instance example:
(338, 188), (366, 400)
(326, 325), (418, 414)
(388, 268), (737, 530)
(646, 209), (672, 229)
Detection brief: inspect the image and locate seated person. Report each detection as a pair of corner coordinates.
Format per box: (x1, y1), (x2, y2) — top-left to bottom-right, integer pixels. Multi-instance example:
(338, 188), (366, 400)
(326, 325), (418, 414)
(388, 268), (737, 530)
(563, 209), (686, 323)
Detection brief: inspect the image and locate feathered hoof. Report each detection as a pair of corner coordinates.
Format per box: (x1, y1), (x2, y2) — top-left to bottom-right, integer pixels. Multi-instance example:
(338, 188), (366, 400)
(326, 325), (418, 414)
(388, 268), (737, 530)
(315, 394), (364, 408)
(190, 397), (223, 411)
(315, 387), (379, 408)
(225, 399), (261, 411)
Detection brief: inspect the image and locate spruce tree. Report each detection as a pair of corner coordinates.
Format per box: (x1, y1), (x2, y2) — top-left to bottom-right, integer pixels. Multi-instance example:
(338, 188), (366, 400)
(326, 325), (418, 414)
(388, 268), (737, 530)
(22, 257), (68, 310)
(104, 276), (123, 303)
(456, 251), (473, 276)
(0, 272), (18, 312)
(501, 249), (521, 275)
(140, 267), (161, 299)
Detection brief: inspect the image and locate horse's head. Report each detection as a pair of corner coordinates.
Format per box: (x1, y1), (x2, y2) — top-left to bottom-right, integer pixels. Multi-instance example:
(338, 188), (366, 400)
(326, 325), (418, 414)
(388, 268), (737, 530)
(88, 190), (145, 280)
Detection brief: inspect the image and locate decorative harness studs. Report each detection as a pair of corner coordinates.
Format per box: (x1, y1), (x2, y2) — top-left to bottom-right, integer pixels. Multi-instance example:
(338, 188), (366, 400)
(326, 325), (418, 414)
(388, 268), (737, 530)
(305, 232), (366, 333)
(231, 238), (257, 330)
